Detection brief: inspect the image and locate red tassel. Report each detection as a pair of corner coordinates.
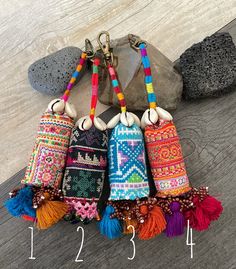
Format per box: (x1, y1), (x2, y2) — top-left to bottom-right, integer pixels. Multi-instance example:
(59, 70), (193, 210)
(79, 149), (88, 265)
(138, 205), (166, 240)
(184, 195), (223, 231)
(22, 215), (36, 222)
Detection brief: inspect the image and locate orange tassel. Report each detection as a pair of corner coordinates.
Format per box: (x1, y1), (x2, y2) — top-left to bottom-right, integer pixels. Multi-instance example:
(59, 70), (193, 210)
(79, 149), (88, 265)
(138, 205), (166, 240)
(36, 193), (68, 229)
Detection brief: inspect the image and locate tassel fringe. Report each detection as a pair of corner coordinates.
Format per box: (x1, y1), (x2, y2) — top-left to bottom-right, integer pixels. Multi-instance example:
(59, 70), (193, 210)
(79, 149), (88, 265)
(99, 205), (122, 239)
(165, 202), (185, 237)
(184, 195), (223, 231)
(138, 204), (166, 240)
(36, 193), (68, 229)
(4, 186), (36, 218)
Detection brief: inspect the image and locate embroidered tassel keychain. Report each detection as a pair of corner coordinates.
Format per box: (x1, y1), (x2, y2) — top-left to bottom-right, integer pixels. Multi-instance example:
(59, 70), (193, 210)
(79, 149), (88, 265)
(97, 31), (166, 240)
(62, 46), (108, 224)
(4, 51), (87, 229)
(130, 35), (223, 237)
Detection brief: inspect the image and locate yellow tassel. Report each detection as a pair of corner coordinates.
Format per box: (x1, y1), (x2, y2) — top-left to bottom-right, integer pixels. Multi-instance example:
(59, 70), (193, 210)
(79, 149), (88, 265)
(36, 193), (68, 229)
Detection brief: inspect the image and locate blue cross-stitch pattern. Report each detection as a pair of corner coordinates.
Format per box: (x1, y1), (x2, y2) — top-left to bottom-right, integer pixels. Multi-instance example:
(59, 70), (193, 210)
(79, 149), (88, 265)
(108, 123), (149, 200)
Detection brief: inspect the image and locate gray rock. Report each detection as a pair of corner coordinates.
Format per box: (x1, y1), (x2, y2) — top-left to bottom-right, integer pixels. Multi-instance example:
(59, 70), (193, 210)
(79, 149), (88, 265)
(28, 47), (85, 95)
(179, 32), (236, 99)
(96, 34), (183, 111)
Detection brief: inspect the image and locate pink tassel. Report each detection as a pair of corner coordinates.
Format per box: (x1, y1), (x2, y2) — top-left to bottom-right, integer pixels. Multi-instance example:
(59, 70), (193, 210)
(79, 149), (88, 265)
(184, 195), (223, 231)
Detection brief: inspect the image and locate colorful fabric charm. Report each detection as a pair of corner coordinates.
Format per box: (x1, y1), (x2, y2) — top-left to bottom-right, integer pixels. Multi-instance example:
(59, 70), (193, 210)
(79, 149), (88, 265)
(97, 31), (166, 240)
(62, 58), (108, 224)
(4, 52), (87, 229)
(136, 41), (223, 237)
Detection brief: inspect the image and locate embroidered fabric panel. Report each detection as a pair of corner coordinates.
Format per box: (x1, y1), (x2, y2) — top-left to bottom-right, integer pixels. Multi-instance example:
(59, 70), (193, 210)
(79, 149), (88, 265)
(145, 121), (191, 197)
(62, 125), (108, 200)
(64, 197), (98, 220)
(108, 123), (149, 200)
(22, 112), (74, 188)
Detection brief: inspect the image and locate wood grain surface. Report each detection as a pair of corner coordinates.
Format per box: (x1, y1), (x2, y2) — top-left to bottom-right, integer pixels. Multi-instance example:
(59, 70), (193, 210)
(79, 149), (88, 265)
(1, 0), (236, 183)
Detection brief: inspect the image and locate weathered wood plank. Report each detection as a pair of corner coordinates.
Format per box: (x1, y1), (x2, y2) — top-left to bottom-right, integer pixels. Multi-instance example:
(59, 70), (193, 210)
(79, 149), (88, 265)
(1, 87), (236, 268)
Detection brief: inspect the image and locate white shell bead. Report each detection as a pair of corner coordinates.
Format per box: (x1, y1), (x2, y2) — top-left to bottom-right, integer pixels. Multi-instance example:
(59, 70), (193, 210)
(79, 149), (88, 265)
(65, 102), (77, 119)
(156, 107), (173, 121)
(76, 116), (92, 131)
(141, 108), (158, 128)
(129, 112), (141, 127)
(107, 113), (121, 129)
(94, 117), (107, 131)
(120, 112), (134, 127)
(48, 99), (65, 113)
(141, 113), (147, 129)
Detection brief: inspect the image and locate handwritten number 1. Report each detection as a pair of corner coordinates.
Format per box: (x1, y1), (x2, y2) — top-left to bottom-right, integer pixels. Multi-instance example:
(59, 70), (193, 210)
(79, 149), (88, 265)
(28, 227), (36, 260)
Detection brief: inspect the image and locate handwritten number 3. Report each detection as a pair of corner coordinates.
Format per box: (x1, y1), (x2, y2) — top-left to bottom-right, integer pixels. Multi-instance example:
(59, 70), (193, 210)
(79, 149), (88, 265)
(127, 225), (136, 260)
(75, 226), (84, 262)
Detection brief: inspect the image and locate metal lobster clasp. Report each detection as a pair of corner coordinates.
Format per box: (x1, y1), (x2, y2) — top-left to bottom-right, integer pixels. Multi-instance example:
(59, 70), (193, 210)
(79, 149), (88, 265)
(128, 34), (146, 50)
(85, 38), (95, 60)
(97, 31), (113, 65)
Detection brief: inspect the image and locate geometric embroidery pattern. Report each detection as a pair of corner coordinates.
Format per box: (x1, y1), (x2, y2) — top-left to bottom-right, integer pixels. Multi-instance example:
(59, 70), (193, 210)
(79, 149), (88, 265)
(108, 123), (149, 200)
(145, 121), (191, 197)
(21, 112), (74, 188)
(62, 125), (108, 200)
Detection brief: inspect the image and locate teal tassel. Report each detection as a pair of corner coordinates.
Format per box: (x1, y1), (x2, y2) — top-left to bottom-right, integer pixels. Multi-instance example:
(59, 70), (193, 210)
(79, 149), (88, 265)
(99, 205), (122, 239)
(4, 186), (36, 218)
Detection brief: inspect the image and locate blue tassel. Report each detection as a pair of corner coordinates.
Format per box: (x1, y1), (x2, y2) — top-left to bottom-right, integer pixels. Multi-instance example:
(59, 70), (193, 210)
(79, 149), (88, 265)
(4, 186), (36, 218)
(99, 205), (122, 239)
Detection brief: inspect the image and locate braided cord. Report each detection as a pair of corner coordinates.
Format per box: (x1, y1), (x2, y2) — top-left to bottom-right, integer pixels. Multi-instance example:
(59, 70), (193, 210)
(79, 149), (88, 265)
(139, 43), (157, 109)
(89, 58), (100, 121)
(61, 52), (87, 102)
(107, 64), (126, 113)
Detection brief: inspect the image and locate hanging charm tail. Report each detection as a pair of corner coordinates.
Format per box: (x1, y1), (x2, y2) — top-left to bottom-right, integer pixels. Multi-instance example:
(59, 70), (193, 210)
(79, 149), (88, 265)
(97, 32), (165, 240)
(4, 52), (87, 229)
(62, 47), (108, 224)
(136, 43), (223, 236)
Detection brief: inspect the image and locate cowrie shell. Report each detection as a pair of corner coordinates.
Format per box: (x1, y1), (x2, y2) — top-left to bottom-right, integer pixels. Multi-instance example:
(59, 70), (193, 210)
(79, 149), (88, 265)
(129, 112), (141, 127)
(141, 108), (158, 128)
(156, 107), (173, 121)
(65, 102), (77, 118)
(94, 117), (107, 131)
(141, 113), (147, 129)
(48, 99), (65, 113)
(120, 112), (134, 127)
(107, 113), (121, 129)
(76, 116), (92, 131)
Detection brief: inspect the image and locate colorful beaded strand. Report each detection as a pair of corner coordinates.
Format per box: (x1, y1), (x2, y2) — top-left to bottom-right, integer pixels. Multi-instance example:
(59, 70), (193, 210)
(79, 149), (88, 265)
(107, 64), (127, 113)
(61, 52), (87, 102)
(139, 43), (157, 109)
(89, 58), (100, 121)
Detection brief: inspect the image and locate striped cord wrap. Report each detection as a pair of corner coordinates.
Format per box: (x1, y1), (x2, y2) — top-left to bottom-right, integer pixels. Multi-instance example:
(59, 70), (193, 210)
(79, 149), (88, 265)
(108, 64), (126, 113)
(139, 43), (157, 109)
(61, 52), (87, 102)
(89, 58), (100, 121)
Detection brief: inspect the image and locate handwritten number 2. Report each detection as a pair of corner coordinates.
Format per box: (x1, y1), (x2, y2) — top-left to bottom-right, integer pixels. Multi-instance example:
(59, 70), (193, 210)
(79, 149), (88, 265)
(75, 226), (84, 262)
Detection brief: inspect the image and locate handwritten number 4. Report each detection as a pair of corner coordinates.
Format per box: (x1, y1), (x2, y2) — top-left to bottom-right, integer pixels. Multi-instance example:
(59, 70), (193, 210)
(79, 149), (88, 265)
(186, 220), (195, 259)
